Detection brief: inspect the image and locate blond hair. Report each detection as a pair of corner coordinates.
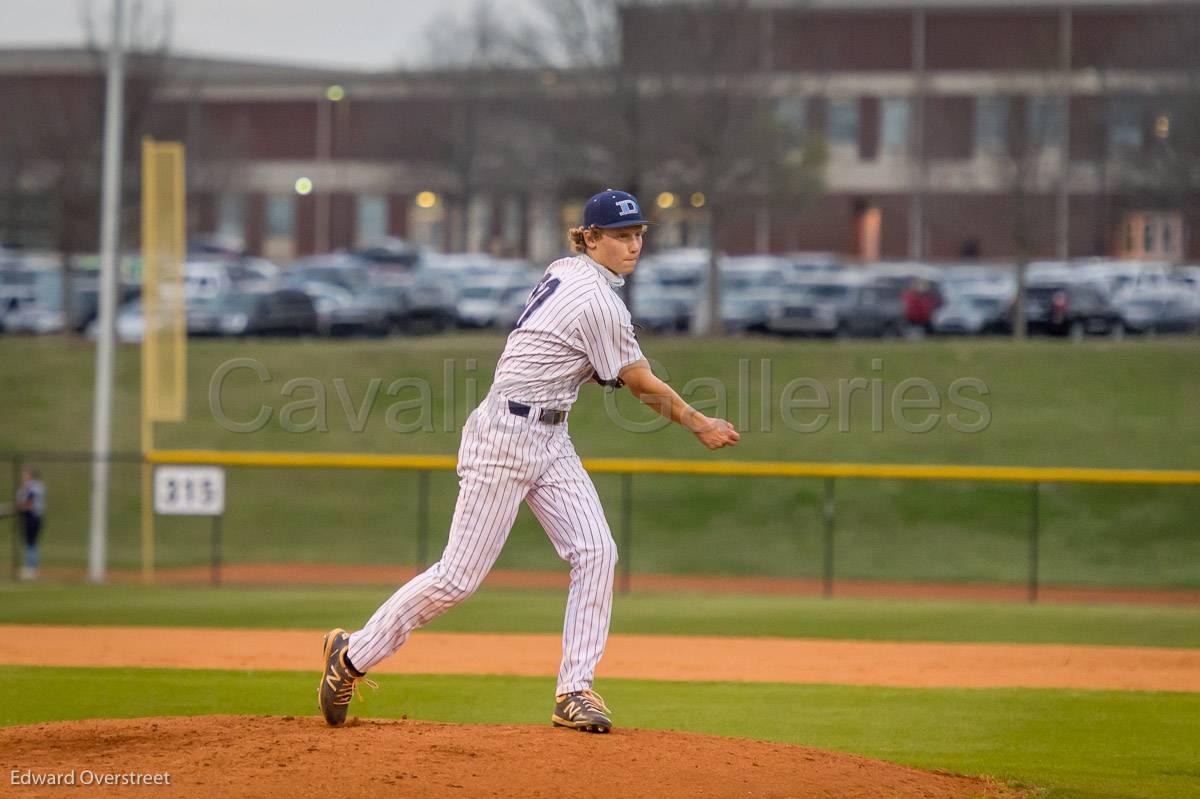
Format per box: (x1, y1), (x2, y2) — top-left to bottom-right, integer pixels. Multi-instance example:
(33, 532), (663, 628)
(567, 224), (648, 253)
(568, 225), (603, 253)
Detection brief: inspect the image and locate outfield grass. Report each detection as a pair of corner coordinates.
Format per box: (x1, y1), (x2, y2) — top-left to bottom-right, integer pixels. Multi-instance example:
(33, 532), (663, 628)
(2, 336), (1198, 587)
(2, 667), (1196, 799)
(1, 585), (1197, 648)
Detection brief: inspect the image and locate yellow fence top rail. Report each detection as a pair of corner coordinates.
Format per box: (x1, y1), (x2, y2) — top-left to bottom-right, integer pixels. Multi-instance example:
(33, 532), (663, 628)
(146, 449), (1200, 486)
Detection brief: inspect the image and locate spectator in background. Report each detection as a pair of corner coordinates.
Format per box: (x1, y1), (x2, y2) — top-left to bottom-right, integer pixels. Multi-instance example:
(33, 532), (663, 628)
(902, 279), (943, 334)
(16, 469), (46, 581)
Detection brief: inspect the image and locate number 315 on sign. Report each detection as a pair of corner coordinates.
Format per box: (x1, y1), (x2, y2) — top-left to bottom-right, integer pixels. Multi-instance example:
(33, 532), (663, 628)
(154, 466), (226, 516)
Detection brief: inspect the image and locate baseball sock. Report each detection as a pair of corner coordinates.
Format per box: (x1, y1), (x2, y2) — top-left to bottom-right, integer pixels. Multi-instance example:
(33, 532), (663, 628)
(343, 651), (364, 678)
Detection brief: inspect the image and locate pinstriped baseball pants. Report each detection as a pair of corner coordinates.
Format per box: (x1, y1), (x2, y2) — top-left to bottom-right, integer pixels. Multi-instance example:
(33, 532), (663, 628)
(347, 391), (618, 695)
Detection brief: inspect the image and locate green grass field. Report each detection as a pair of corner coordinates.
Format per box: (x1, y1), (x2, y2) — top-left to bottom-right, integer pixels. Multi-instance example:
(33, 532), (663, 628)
(2, 335), (1198, 587)
(2, 584), (1199, 647)
(1, 585), (1197, 798)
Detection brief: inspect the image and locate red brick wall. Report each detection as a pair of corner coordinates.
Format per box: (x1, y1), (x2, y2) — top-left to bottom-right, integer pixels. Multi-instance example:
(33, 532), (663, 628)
(387, 195), (410, 238)
(200, 102), (318, 160)
(329, 193), (355, 250)
(295, 194), (316, 256)
(245, 193), (265, 256)
(772, 13), (911, 71)
(926, 12), (1059, 70)
(1073, 10), (1200, 69)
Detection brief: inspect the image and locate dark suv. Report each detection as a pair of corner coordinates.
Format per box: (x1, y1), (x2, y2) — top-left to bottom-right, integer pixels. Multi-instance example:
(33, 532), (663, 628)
(1020, 281), (1123, 337)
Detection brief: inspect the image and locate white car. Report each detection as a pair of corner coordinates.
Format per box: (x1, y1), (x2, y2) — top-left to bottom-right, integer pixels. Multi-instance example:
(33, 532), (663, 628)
(183, 260), (233, 300)
(931, 291), (1012, 335)
(86, 298), (145, 343)
(5, 305), (65, 334)
(456, 278), (536, 329)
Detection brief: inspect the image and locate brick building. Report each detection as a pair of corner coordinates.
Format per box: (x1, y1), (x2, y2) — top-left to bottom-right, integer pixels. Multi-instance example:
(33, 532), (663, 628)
(1, 0), (1198, 263)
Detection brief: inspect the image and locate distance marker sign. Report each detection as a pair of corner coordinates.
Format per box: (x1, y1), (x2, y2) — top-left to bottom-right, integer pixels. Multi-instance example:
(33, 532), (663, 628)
(154, 466), (226, 516)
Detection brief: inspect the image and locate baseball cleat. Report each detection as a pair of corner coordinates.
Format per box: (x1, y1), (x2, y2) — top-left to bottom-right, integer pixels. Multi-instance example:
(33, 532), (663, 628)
(318, 628), (376, 726)
(552, 690), (613, 733)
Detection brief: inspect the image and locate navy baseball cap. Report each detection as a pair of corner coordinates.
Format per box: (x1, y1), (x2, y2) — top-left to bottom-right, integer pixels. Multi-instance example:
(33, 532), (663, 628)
(583, 189), (653, 229)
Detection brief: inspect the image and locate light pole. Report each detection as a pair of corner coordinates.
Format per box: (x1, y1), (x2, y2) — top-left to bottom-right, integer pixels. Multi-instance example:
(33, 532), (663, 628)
(314, 84), (344, 253)
(88, 0), (126, 584)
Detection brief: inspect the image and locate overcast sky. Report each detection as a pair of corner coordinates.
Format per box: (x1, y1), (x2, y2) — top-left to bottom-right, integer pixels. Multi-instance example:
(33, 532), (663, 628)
(0, 0), (540, 70)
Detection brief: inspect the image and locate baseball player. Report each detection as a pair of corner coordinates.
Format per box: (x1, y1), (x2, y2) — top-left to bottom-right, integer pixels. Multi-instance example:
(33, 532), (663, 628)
(319, 189), (739, 733)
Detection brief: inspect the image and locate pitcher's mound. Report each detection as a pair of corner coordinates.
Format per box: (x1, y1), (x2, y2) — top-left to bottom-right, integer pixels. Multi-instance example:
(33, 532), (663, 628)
(2, 716), (1024, 797)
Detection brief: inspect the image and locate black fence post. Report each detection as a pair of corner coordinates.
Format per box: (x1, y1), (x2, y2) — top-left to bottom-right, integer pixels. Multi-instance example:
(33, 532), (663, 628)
(620, 473), (633, 595)
(10, 454), (23, 581)
(416, 470), (430, 570)
(211, 514), (222, 587)
(822, 477), (836, 598)
(1028, 481), (1040, 603)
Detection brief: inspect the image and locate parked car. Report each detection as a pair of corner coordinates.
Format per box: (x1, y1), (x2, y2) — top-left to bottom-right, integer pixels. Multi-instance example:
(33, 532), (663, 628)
(1020, 280), (1123, 337)
(283, 255), (371, 294)
(766, 278), (858, 336)
(1077, 259), (1172, 300)
(781, 252), (843, 280)
(226, 256), (281, 288)
(838, 281), (907, 338)
(2, 260), (141, 334)
(637, 249), (708, 291)
(326, 289), (398, 337)
(931, 292), (1012, 335)
(630, 280), (691, 332)
(768, 276), (905, 338)
(184, 259), (233, 300)
(85, 298), (147, 343)
(362, 273), (458, 335)
(292, 281), (356, 335)
(1116, 291), (1200, 335)
(188, 289), (318, 336)
(420, 252), (496, 290)
(1169, 265), (1200, 293)
(940, 264), (1016, 300)
(719, 257), (789, 333)
(456, 278), (537, 329)
(352, 237), (425, 270)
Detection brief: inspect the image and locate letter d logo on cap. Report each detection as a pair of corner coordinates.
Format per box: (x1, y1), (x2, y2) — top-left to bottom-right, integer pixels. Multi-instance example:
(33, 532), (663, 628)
(615, 199), (638, 216)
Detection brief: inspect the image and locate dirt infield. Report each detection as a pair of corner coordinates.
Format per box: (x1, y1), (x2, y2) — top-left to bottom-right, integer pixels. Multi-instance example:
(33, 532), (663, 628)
(0, 716), (1025, 798)
(73, 562), (1200, 606)
(5, 624), (1198, 691)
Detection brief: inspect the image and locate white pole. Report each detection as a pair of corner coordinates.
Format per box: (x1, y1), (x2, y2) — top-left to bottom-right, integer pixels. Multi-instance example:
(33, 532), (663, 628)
(88, 0), (126, 584)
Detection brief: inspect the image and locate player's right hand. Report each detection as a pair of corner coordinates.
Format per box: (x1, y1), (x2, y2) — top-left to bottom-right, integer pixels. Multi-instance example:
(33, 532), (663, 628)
(693, 416), (740, 450)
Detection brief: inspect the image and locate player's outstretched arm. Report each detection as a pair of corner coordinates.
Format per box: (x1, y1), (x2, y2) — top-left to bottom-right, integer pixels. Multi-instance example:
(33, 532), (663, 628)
(618, 359), (740, 450)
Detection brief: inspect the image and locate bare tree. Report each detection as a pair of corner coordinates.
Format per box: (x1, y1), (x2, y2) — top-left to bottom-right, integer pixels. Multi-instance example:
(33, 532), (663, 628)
(635, 0), (826, 334)
(998, 91), (1061, 340)
(416, 0), (550, 251)
(0, 1), (173, 330)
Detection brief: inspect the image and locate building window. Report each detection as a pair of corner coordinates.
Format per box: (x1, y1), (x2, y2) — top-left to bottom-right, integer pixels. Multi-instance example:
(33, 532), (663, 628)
(1108, 97), (1143, 156)
(1027, 97), (1063, 150)
(975, 97), (1009, 156)
(266, 195), (295, 238)
(776, 97), (806, 136)
(828, 98), (859, 148)
(880, 98), (910, 154)
(217, 195), (244, 240)
(356, 195), (388, 246)
(1118, 211), (1182, 261)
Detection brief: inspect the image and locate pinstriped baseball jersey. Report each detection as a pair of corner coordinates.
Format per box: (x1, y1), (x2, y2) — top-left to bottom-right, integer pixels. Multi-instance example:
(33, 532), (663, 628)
(492, 254), (644, 410)
(345, 252), (635, 698)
